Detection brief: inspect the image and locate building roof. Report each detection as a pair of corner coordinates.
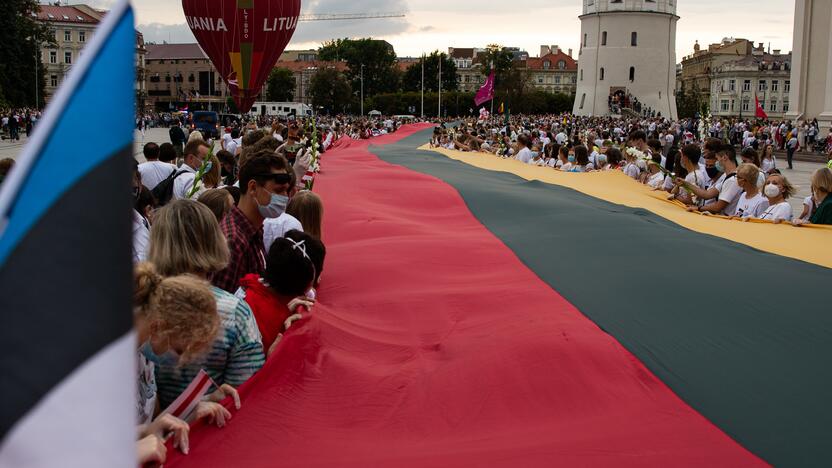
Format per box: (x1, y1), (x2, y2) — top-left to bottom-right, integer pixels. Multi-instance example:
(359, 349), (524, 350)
(146, 43), (207, 60)
(525, 52), (578, 71)
(718, 52), (792, 72)
(449, 48), (474, 59)
(34, 4), (99, 24)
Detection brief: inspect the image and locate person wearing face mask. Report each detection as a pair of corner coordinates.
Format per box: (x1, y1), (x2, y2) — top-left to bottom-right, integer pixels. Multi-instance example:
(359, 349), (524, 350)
(134, 262), (237, 466)
(794, 167), (832, 226)
(172, 140), (210, 200)
(684, 145), (740, 215)
(759, 173), (795, 223)
(211, 151), (292, 293)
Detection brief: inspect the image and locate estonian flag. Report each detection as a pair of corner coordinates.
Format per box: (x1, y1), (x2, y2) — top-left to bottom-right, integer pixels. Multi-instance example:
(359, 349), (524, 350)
(0, 1), (137, 466)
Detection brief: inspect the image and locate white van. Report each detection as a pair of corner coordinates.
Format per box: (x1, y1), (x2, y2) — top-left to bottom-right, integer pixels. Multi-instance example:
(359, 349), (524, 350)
(249, 102), (313, 118)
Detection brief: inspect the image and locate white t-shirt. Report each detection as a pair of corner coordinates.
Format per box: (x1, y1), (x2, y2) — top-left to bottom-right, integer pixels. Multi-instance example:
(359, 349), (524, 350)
(263, 213), (304, 251)
(221, 133), (233, 149)
(759, 201), (793, 222)
(647, 171), (665, 188)
(734, 192), (769, 218)
(802, 196), (815, 220)
(172, 165), (197, 200)
(138, 161), (175, 191)
(226, 138), (241, 156)
(761, 157), (776, 173)
(716, 174), (743, 216)
(623, 163), (640, 179)
(515, 147), (533, 164)
(132, 210), (150, 264)
(555, 132), (567, 145)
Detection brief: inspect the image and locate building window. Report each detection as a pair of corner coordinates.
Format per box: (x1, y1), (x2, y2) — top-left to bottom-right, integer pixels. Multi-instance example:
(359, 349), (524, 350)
(721, 100), (729, 111)
(580, 69), (583, 81)
(771, 80), (779, 92)
(785, 80), (791, 93)
(79, 31), (85, 42)
(64, 30), (71, 42)
(555, 76), (561, 84)
(558, 60), (565, 70)
(50, 75), (57, 87)
(572, 76), (577, 84)
(759, 100), (765, 110)
(49, 50), (56, 64)
(543, 61), (550, 70)
(580, 93), (586, 109)
(769, 101), (776, 112)
(64, 51), (72, 64)
(600, 67), (605, 80)
(743, 80), (751, 92)
(602, 31), (607, 46)
(631, 32), (637, 46)
(583, 34), (587, 47)
(629, 66), (635, 82)
(742, 100), (750, 112)
(783, 101), (789, 112)
(758, 80), (766, 92)
(729, 79), (735, 91)
(538, 76), (544, 84)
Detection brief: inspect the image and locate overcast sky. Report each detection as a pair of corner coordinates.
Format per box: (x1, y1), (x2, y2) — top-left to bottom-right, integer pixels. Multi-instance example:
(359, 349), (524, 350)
(90, 0), (794, 60)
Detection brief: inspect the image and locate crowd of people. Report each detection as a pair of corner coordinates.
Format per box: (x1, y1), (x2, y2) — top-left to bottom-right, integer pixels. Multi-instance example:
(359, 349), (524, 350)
(431, 113), (832, 226)
(129, 113), (420, 465)
(1, 108), (42, 141)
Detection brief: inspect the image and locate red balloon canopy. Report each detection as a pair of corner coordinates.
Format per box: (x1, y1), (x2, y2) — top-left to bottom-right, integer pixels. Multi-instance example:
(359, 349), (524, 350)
(181, 0), (302, 113)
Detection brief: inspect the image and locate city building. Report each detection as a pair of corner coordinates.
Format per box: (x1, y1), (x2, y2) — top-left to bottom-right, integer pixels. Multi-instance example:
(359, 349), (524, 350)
(35, 3), (148, 107)
(678, 38), (754, 105)
(573, 0), (679, 119)
(709, 48), (791, 119)
(449, 48), (485, 93)
(523, 45), (578, 95)
(786, 0), (832, 132)
(144, 43), (230, 111)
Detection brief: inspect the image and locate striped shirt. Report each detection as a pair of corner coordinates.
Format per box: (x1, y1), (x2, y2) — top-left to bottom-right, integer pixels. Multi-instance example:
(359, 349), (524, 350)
(154, 287), (265, 409)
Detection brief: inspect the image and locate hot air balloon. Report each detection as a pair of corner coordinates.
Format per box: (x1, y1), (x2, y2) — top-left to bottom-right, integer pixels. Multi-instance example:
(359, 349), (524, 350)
(182, 0), (302, 114)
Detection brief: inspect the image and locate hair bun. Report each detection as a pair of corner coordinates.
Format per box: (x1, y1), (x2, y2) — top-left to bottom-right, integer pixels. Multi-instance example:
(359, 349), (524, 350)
(134, 262), (163, 306)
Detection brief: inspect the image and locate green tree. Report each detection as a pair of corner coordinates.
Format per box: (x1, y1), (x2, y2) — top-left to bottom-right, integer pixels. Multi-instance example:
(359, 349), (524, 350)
(0, 0), (54, 108)
(309, 68), (352, 114)
(265, 67), (296, 102)
(401, 51), (458, 93)
(318, 38), (400, 96)
(676, 85), (704, 119)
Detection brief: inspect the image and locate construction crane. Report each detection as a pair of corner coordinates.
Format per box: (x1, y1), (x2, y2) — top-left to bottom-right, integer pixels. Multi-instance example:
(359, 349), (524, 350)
(298, 12), (406, 22)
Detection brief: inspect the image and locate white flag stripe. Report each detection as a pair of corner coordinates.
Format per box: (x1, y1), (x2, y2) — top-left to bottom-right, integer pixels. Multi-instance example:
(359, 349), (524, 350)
(0, 333), (136, 468)
(161, 369), (213, 421)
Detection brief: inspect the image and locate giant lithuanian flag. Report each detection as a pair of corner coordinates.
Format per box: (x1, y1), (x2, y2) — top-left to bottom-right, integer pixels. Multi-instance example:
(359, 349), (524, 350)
(166, 125), (830, 467)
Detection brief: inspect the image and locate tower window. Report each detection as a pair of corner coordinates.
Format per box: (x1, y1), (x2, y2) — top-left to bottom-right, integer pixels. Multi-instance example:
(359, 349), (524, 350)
(629, 66), (635, 82)
(580, 69), (583, 81)
(631, 32), (638, 47)
(600, 67), (605, 80)
(583, 34), (587, 47)
(580, 93), (586, 109)
(602, 31), (607, 46)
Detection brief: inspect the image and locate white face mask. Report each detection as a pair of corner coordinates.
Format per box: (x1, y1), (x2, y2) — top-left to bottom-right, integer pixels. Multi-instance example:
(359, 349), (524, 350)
(764, 183), (781, 198)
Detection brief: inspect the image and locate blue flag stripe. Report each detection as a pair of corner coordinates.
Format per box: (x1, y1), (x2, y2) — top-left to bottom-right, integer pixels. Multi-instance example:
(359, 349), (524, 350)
(0, 1), (134, 267)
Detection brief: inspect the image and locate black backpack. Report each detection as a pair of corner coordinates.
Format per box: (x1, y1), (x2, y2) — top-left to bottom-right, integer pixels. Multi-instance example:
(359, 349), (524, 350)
(151, 169), (186, 206)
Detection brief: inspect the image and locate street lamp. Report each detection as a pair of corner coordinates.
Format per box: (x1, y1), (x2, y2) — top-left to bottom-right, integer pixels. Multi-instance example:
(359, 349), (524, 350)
(27, 35), (40, 109)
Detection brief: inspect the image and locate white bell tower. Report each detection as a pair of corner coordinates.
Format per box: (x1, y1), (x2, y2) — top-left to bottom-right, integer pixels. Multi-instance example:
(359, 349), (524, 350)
(572, 0), (679, 119)
(786, 0), (832, 133)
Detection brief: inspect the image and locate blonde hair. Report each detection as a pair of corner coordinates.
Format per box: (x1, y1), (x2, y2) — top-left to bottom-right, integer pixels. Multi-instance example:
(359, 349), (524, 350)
(187, 131), (204, 144)
(197, 188), (233, 222)
(737, 163), (761, 185)
(149, 199), (229, 276)
(286, 190), (323, 239)
(134, 262), (219, 363)
(201, 154), (222, 189)
(811, 167), (832, 194)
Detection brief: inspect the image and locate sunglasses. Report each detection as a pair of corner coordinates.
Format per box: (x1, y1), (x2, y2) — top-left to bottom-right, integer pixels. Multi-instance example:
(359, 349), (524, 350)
(254, 172), (291, 185)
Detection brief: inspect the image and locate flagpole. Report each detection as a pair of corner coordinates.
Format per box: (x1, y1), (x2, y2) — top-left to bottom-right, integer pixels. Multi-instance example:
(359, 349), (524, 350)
(490, 61), (494, 118)
(421, 53), (425, 119)
(438, 54), (442, 118)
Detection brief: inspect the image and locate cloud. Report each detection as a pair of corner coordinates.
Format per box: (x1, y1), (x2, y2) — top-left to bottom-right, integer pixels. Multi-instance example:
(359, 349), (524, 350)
(418, 26), (435, 32)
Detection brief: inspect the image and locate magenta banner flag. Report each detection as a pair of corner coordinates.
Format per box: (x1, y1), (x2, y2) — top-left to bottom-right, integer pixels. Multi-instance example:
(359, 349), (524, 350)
(474, 70), (495, 106)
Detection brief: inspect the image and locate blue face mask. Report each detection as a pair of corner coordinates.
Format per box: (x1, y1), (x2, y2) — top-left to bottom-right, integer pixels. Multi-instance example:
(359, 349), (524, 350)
(140, 340), (180, 367)
(715, 161), (725, 173)
(257, 189), (289, 219)
(568, 155), (576, 163)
